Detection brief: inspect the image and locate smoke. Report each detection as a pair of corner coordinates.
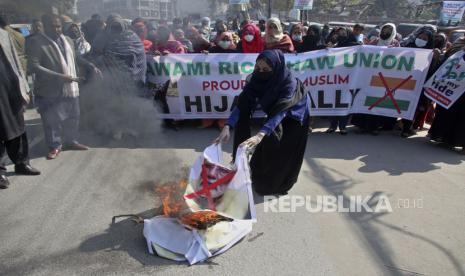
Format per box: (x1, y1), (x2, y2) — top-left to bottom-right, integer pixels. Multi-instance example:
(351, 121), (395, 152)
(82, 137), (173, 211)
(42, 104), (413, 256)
(79, 55), (161, 141)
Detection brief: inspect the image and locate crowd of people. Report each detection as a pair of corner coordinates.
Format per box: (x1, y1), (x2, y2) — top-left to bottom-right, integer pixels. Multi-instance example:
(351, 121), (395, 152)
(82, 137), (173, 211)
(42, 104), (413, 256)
(1, 12), (465, 190)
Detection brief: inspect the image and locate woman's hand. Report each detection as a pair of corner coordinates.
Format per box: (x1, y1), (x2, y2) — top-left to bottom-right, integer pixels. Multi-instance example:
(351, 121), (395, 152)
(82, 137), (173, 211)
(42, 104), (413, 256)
(214, 125), (230, 144)
(240, 132), (265, 149)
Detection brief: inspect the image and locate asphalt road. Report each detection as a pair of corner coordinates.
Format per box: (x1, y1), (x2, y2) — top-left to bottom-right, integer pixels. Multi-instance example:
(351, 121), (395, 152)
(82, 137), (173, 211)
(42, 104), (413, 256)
(1, 109), (464, 276)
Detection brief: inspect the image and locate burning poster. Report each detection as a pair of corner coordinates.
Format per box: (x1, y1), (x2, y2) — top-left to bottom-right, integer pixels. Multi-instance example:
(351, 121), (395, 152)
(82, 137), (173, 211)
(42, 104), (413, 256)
(143, 145), (256, 264)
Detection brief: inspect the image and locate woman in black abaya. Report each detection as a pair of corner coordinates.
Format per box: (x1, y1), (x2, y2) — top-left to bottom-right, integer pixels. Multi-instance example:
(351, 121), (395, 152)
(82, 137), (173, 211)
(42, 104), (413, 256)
(214, 49), (311, 196)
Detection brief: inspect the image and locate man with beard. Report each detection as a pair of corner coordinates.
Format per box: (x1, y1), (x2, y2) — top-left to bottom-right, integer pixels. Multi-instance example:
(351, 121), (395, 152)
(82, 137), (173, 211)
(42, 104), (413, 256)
(26, 14), (101, 160)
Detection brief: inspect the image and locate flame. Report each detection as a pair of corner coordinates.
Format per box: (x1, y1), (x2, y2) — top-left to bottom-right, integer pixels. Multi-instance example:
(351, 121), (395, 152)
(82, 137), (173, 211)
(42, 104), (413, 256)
(156, 179), (233, 230)
(156, 179), (189, 217)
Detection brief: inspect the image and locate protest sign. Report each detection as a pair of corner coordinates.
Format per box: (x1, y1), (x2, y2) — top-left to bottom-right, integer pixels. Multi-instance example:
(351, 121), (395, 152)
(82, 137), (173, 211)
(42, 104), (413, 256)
(440, 1), (465, 25)
(424, 50), (465, 109)
(147, 46), (432, 120)
(294, 0), (314, 10)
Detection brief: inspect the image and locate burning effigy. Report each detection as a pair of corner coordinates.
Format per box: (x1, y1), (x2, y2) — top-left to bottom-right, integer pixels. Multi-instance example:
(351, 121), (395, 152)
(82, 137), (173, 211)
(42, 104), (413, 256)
(143, 145), (256, 264)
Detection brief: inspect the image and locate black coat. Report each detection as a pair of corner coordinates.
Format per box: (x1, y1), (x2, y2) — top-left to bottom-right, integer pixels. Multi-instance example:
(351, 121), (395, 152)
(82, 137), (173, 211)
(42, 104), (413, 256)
(0, 28), (29, 141)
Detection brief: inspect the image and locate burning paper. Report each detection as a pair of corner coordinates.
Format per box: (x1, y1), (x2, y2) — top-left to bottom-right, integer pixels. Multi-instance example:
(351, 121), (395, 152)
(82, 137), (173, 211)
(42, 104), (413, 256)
(144, 144), (256, 264)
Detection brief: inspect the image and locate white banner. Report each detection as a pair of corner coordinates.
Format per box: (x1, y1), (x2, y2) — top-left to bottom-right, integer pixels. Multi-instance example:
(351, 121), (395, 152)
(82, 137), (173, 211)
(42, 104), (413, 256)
(147, 46), (433, 120)
(424, 50), (465, 109)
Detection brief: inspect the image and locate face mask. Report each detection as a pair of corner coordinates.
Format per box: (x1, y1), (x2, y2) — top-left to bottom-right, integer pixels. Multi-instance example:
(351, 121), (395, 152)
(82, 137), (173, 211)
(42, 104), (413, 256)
(218, 41), (231, 49)
(244, 34), (254, 42)
(415, 38), (428, 48)
(292, 34), (303, 42)
(254, 71), (273, 81)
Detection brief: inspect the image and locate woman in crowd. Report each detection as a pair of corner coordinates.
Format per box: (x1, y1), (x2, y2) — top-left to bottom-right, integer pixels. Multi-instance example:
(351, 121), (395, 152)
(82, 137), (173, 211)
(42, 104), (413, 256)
(152, 25), (186, 54)
(65, 23), (91, 56)
(215, 49), (310, 196)
(352, 23), (400, 135)
(185, 26), (211, 53)
(264, 18), (294, 53)
(236, 22), (264, 53)
(401, 27), (439, 137)
(365, 27), (380, 44)
(300, 25), (325, 52)
(290, 23), (304, 52)
(369, 23), (400, 47)
(429, 43), (465, 153)
(299, 24), (326, 133)
(173, 29), (194, 53)
(131, 18), (153, 53)
(326, 27), (360, 135)
(434, 32), (450, 54)
(200, 32), (238, 129)
(90, 14), (147, 139)
(207, 31), (237, 53)
(199, 17), (211, 41)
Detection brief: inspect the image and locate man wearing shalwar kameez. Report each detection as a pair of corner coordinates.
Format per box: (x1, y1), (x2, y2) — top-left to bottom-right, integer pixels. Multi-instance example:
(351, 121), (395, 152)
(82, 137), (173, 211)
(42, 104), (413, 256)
(26, 14), (100, 160)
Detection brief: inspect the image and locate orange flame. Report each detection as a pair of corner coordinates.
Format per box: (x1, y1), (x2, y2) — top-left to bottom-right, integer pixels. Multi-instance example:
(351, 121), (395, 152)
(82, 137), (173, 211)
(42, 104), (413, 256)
(155, 179), (233, 230)
(156, 179), (189, 217)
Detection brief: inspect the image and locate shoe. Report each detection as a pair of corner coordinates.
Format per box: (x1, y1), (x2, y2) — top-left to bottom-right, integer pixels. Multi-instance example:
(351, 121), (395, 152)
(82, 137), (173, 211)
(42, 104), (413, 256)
(47, 149), (61, 160)
(339, 129), (348, 135)
(326, 128), (336, 133)
(15, 164), (41, 176)
(0, 175), (10, 189)
(65, 143), (89, 151)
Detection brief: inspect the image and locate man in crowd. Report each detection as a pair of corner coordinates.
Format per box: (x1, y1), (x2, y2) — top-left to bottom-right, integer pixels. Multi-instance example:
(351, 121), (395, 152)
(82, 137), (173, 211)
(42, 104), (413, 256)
(0, 25), (41, 189)
(26, 14), (101, 160)
(81, 14), (105, 47)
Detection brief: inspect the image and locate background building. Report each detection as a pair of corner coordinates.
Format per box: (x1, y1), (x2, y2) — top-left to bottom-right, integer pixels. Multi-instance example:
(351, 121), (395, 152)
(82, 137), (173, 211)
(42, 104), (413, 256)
(77, 0), (177, 21)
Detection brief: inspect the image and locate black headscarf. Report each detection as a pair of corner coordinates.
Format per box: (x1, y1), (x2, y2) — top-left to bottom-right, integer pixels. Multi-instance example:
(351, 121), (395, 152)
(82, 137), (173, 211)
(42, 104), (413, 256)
(92, 14), (146, 82)
(301, 25), (324, 52)
(242, 49), (298, 115)
(404, 29), (435, 49)
(334, 27), (359, 48)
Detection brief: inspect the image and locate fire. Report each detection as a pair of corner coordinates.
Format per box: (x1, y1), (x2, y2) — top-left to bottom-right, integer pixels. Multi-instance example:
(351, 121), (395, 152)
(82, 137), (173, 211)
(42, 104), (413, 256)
(156, 179), (233, 230)
(156, 179), (189, 217)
